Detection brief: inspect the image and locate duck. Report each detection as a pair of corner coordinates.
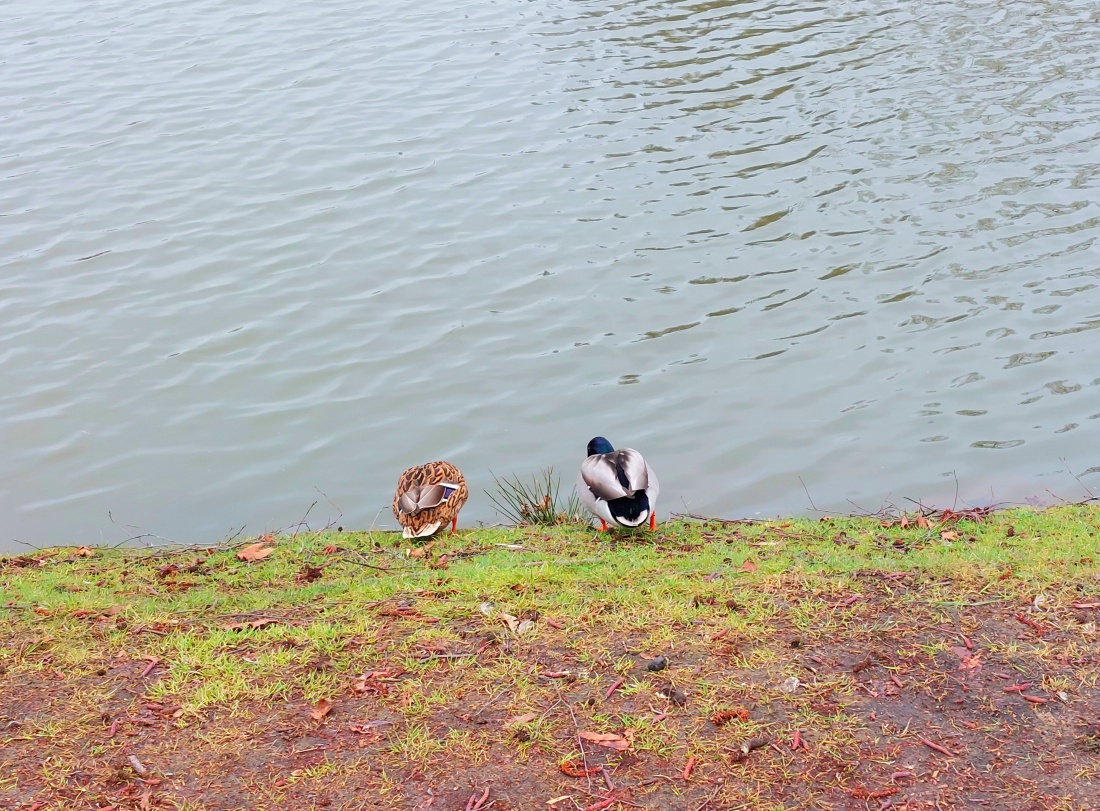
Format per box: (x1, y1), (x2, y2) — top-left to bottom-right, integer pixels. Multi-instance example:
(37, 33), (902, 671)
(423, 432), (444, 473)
(577, 436), (660, 530)
(392, 461), (469, 539)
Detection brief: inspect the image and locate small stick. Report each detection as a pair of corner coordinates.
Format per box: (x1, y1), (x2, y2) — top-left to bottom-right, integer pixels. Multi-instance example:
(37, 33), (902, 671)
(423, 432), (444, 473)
(691, 781), (725, 811)
(889, 673), (904, 689)
(919, 737), (954, 757)
(601, 767), (615, 792)
(545, 619), (565, 629)
(128, 755), (148, 776)
(605, 678), (625, 700)
(1021, 694), (1048, 704)
(791, 730), (802, 750)
(140, 658), (160, 678)
(107, 719), (119, 738)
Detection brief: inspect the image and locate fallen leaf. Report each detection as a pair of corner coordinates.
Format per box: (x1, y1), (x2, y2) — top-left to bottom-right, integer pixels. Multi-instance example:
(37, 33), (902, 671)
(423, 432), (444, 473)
(310, 698), (334, 721)
(915, 515), (932, 529)
(322, 545), (339, 555)
(578, 730), (630, 750)
(236, 542), (274, 562)
(348, 719), (394, 734)
(74, 546), (95, 557)
(740, 559), (758, 573)
(940, 530), (959, 541)
(294, 565), (325, 583)
(407, 542), (435, 559)
(500, 611), (535, 635)
(504, 713), (538, 727)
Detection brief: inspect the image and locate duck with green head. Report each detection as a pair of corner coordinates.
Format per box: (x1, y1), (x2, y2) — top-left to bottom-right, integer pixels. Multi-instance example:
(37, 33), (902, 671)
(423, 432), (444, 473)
(577, 436), (660, 531)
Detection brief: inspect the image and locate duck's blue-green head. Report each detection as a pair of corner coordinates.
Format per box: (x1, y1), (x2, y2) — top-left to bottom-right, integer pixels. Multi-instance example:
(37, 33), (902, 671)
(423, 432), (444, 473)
(587, 436), (615, 456)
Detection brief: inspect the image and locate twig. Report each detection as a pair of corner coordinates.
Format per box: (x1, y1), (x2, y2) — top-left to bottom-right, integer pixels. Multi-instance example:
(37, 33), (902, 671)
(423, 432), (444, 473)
(799, 476), (819, 512)
(670, 513), (758, 526)
(692, 780), (724, 811)
(558, 686), (593, 793)
(291, 501), (318, 540)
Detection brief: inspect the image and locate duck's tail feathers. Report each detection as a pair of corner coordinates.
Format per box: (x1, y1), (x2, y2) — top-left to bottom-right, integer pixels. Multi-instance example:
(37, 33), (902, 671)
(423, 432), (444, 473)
(607, 491), (651, 527)
(403, 521), (442, 539)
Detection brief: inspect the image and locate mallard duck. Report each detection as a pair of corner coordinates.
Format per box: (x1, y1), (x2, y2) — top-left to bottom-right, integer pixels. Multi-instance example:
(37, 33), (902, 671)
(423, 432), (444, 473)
(577, 436), (660, 530)
(392, 461), (469, 539)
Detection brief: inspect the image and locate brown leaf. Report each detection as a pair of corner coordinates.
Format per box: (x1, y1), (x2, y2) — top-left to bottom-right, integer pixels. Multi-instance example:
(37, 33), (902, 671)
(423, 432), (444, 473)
(294, 565), (325, 583)
(236, 542), (274, 562)
(960, 653), (982, 671)
(322, 544), (339, 555)
(310, 698), (334, 721)
(348, 719), (394, 735)
(740, 559), (758, 573)
(74, 546), (95, 557)
(504, 712), (538, 727)
(407, 542), (436, 559)
(940, 530), (959, 541)
(915, 515), (932, 529)
(950, 645), (982, 671)
(899, 516), (909, 528)
(578, 730), (629, 750)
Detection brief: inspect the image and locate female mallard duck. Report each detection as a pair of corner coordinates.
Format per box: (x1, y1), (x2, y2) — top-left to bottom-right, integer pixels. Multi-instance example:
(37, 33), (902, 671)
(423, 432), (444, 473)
(577, 436), (660, 530)
(392, 461), (469, 539)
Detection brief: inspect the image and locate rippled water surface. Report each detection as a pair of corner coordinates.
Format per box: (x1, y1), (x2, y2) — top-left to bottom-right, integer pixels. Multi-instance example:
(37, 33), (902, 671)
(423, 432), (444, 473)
(3, 0), (1100, 549)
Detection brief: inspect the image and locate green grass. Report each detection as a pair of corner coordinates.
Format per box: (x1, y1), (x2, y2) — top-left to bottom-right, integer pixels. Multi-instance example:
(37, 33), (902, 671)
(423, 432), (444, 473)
(2, 505), (1100, 810)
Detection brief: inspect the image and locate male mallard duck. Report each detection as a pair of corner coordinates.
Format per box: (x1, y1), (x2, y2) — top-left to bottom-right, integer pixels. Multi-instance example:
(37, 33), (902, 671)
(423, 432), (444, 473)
(392, 461), (469, 539)
(577, 436), (660, 531)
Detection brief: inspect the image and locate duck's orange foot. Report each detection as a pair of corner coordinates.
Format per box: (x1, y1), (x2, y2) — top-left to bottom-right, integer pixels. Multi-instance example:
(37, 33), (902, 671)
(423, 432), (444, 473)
(649, 513), (656, 530)
(599, 519), (609, 532)
(450, 515), (458, 534)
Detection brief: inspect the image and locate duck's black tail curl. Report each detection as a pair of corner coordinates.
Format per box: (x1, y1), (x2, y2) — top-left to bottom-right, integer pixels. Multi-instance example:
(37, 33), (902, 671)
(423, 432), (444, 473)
(608, 490), (651, 527)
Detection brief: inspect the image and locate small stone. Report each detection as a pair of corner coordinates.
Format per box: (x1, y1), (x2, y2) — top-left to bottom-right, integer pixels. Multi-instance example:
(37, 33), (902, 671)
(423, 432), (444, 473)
(645, 655), (668, 672)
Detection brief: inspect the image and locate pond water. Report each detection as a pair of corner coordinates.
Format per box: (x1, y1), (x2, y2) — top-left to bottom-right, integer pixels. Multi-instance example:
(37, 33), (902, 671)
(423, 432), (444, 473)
(3, 0), (1100, 550)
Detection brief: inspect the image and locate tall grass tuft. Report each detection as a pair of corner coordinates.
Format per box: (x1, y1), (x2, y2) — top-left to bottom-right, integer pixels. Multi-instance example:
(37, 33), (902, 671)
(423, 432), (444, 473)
(486, 467), (588, 526)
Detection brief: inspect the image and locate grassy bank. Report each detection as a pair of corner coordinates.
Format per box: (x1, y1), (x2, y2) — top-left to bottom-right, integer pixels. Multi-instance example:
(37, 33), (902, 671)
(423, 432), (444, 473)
(2, 505), (1100, 810)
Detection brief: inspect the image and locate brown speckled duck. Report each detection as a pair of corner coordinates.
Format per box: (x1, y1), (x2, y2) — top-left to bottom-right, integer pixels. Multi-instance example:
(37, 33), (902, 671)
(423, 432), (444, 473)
(392, 461), (469, 539)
